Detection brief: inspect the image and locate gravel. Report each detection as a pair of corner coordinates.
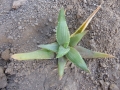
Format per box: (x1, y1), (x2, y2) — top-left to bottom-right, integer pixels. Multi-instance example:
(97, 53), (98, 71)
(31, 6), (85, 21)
(1, 49), (10, 60)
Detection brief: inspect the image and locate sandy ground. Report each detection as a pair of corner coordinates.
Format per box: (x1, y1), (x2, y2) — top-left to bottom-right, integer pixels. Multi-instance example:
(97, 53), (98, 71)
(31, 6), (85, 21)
(0, 0), (120, 90)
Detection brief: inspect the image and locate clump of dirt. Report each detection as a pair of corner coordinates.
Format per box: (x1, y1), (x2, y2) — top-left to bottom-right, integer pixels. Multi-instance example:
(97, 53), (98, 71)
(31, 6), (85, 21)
(0, 0), (120, 90)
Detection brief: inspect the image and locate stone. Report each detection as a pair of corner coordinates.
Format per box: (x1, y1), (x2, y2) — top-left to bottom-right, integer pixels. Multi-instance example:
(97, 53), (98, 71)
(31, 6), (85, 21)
(0, 75), (7, 89)
(5, 67), (14, 75)
(12, 0), (27, 9)
(99, 80), (104, 86)
(70, 63), (75, 68)
(52, 29), (56, 33)
(109, 84), (119, 90)
(67, 5), (73, 10)
(99, 80), (109, 90)
(0, 67), (7, 89)
(18, 26), (22, 30)
(83, 0), (87, 3)
(1, 49), (10, 60)
(48, 18), (53, 22)
(100, 62), (107, 68)
(77, 8), (82, 18)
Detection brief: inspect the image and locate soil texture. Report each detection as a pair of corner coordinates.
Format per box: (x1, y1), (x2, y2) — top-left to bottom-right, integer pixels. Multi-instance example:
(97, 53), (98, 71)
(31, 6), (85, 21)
(0, 0), (120, 90)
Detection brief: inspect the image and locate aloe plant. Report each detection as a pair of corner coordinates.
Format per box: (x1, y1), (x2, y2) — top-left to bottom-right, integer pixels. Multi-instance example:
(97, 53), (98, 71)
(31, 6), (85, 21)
(11, 5), (114, 80)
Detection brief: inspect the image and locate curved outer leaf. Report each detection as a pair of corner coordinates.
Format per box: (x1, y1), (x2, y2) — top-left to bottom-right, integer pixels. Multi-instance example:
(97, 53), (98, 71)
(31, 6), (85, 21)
(66, 47), (90, 72)
(58, 57), (67, 80)
(56, 7), (70, 48)
(71, 5), (101, 37)
(11, 49), (54, 60)
(75, 46), (114, 58)
(69, 30), (88, 47)
(56, 46), (70, 58)
(38, 42), (59, 53)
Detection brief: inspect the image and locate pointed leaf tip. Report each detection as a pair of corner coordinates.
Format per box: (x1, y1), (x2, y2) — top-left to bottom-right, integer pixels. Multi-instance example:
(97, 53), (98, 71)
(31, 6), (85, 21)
(58, 57), (67, 80)
(76, 46), (115, 58)
(87, 69), (91, 73)
(66, 47), (89, 72)
(59, 76), (62, 80)
(11, 49), (54, 60)
(56, 7), (70, 48)
(71, 5), (101, 37)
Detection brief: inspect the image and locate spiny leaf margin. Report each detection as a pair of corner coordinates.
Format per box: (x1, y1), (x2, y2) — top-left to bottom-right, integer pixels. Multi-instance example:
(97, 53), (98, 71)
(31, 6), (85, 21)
(38, 42), (59, 53)
(75, 46), (114, 58)
(56, 7), (70, 48)
(66, 47), (90, 72)
(58, 57), (67, 80)
(11, 49), (54, 60)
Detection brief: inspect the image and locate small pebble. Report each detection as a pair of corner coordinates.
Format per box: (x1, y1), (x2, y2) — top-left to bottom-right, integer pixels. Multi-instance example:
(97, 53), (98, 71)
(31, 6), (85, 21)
(83, 0), (87, 3)
(7, 36), (13, 40)
(99, 80), (110, 90)
(18, 26), (22, 30)
(90, 76), (94, 80)
(70, 63), (75, 68)
(5, 68), (14, 75)
(48, 18), (53, 22)
(109, 84), (119, 90)
(1, 49), (10, 60)
(53, 29), (56, 33)
(0, 67), (7, 89)
(100, 62), (107, 68)
(67, 5), (73, 10)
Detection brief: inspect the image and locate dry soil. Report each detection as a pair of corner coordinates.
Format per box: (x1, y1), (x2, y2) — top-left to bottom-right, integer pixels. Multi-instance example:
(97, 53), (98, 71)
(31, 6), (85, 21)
(0, 0), (120, 90)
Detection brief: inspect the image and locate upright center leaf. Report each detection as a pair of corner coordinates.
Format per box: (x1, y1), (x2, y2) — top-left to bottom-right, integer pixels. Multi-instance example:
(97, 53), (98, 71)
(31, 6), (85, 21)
(56, 7), (70, 48)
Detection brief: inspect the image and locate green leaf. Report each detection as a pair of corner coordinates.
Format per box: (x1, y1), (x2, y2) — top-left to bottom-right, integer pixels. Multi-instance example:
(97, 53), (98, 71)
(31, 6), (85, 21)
(69, 30), (88, 47)
(58, 57), (67, 80)
(66, 47), (90, 72)
(75, 46), (115, 58)
(38, 42), (59, 53)
(11, 49), (54, 60)
(56, 46), (70, 58)
(71, 5), (101, 37)
(56, 7), (70, 48)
